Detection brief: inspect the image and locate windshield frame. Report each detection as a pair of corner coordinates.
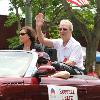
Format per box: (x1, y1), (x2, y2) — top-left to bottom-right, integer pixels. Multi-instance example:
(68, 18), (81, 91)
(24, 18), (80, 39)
(0, 50), (36, 77)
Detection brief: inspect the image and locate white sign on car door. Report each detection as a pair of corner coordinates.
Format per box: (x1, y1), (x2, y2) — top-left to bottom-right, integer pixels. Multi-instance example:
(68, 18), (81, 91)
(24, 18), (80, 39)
(47, 85), (78, 100)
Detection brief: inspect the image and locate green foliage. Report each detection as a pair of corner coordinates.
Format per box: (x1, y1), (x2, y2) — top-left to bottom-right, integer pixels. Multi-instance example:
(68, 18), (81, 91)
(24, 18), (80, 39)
(76, 8), (95, 30)
(7, 35), (20, 49)
(7, 29), (21, 49)
(9, 0), (24, 8)
(4, 13), (18, 27)
(49, 26), (59, 39)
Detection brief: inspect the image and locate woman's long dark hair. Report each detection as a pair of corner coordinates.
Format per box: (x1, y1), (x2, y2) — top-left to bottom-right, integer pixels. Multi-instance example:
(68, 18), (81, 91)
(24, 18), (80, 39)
(21, 26), (37, 43)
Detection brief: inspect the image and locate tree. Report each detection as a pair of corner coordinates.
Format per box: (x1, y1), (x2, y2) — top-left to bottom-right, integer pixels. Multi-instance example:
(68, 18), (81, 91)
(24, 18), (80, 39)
(23, 0), (32, 27)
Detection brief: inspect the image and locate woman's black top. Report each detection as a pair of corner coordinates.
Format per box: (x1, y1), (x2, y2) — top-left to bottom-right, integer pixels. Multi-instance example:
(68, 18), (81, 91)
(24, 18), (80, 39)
(12, 43), (44, 52)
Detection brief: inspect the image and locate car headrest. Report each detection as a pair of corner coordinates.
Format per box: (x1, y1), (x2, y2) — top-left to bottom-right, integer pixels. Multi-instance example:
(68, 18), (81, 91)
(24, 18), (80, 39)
(33, 65), (56, 78)
(38, 65), (56, 74)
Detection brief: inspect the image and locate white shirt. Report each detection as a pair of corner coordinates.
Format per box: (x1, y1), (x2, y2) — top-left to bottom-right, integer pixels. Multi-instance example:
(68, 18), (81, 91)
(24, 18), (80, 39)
(52, 37), (84, 70)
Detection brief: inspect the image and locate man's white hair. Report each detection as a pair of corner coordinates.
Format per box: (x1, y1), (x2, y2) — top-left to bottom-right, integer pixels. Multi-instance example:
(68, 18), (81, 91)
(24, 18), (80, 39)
(60, 19), (73, 32)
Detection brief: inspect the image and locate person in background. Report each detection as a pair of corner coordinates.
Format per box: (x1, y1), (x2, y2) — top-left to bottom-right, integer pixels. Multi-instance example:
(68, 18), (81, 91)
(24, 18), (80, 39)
(35, 52), (70, 79)
(35, 13), (85, 75)
(12, 26), (44, 52)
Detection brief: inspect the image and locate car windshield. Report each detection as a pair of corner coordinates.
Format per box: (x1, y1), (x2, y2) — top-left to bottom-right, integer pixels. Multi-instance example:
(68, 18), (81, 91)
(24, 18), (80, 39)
(0, 51), (33, 77)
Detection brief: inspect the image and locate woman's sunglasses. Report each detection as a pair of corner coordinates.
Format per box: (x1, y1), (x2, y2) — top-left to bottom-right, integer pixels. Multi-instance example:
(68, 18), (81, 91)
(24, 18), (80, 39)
(19, 33), (27, 36)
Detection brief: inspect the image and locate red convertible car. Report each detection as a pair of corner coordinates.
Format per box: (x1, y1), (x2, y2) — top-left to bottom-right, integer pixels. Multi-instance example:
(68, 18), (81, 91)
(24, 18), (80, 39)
(0, 50), (100, 100)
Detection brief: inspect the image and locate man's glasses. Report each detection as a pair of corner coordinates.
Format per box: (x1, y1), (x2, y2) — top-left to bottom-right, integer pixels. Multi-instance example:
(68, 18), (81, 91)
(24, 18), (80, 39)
(58, 28), (68, 31)
(19, 33), (26, 36)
